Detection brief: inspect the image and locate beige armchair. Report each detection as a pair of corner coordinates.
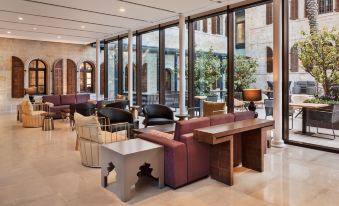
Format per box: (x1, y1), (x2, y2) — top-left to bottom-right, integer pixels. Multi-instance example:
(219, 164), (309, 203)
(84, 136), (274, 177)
(74, 112), (128, 167)
(203, 101), (226, 117)
(20, 100), (47, 128)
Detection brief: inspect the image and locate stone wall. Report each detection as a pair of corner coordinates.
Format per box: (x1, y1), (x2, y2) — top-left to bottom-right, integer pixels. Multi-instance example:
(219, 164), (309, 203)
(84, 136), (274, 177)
(0, 37), (104, 113)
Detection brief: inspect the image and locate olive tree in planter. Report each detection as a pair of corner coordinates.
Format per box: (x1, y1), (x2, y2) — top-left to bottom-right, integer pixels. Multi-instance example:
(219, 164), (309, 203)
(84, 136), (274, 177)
(194, 48), (223, 99)
(233, 55), (258, 100)
(296, 28), (339, 97)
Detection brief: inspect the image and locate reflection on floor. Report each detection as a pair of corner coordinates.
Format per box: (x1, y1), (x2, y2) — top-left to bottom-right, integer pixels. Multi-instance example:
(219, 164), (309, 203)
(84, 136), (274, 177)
(1, 112), (339, 206)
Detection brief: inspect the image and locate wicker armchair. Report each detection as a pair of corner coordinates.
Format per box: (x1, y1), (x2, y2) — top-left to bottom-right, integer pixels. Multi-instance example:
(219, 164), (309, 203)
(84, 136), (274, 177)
(74, 112), (129, 167)
(20, 100), (48, 128)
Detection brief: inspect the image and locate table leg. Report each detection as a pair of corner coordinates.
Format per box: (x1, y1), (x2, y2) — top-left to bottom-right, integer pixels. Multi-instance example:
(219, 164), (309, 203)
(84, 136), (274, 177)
(210, 138), (233, 186)
(302, 107), (307, 134)
(241, 128), (264, 172)
(199, 100), (203, 117)
(51, 118), (54, 130)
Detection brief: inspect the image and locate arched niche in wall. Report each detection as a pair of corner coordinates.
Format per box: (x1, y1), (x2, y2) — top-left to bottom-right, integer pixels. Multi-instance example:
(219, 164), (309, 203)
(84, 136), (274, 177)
(79, 61), (95, 93)
(28, 59), (47, 95)
(12, 56), (25, 98)
(67, 59), (77, 94)
(53, 59), (63, 95)
(100, 62), (104, 95)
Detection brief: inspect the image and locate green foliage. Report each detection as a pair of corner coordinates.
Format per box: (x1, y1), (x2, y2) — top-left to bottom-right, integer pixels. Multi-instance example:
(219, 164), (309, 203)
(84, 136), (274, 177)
(233, 55), (258, 92)
(296, 28), (339, 96)
(304, 98), (339, 105)
(194, 48), (223, 95)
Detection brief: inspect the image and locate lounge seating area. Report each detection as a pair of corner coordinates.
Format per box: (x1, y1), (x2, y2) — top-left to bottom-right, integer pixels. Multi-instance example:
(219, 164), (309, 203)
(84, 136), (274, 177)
(2, 0), (339, 205)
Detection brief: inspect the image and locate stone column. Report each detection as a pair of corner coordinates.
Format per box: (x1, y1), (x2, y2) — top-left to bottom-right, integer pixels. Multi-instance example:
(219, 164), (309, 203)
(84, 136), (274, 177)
(271, 0), (285, 147)
(128, 30), (133, 106)
(96, 39), (100, 100)
(179, 14), (186, 114)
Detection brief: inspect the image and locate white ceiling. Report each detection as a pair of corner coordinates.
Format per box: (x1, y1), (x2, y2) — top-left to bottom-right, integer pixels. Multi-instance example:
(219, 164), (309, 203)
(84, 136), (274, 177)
(0, 0), (241, 44)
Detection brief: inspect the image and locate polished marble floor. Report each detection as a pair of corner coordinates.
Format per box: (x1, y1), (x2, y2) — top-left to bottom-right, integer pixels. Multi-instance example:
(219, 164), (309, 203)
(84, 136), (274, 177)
(1, 113), (339, 206)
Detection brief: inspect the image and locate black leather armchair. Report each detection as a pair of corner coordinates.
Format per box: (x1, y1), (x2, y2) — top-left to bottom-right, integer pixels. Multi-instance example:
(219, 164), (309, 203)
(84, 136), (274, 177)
(70, 103), (96, 129)
(97, 107), (139, 138)
(142, 104), (175, 127)
(105, 100), (130, 110)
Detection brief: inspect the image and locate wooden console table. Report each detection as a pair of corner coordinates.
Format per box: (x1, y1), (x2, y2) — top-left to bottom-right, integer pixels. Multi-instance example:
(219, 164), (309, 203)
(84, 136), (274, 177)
(193, 119), (274, 186)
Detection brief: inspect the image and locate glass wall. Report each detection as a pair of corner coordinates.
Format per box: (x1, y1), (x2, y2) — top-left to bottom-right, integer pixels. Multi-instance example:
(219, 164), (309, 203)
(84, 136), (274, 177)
(164, 26), (188, 112)
(122, 37), (136, 102)
(232, 4), (273, 120)
(141, 30), (159, 105)
(288, 0), (339, 148)
(193, 15), (228, 116)
(107, 41), (119, 99)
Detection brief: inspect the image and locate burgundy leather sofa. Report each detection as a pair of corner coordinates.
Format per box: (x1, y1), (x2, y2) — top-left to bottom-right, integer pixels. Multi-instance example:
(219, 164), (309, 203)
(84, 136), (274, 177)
(42, 94), (90, 119)
(137, 111), (255, 188)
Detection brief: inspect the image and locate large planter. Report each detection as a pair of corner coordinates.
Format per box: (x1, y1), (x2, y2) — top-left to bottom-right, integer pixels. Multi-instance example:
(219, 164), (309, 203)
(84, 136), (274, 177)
(234, 92), (243, 100)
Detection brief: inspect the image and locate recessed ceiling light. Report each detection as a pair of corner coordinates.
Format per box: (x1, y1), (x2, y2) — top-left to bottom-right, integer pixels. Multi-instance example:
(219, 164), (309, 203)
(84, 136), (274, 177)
(33, 27), (37, 30)
(119, 8), (125, 12)
(7, 31), (11, 34)
(57, 36), (61, 39)
(18, 17), (23, 20)
(81, 25), (85, 29)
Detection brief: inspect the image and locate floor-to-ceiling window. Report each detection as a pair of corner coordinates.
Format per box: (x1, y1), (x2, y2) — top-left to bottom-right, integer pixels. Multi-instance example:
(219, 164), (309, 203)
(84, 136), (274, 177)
(164, 25), (188, 112)
(231, 4), (273, 120)
(141, 30), (159, 105)
(287, 0), (339, 149)
(122, 37), (136, 102)
(107, 41), (118, 99)
(193, 14), (228, 116)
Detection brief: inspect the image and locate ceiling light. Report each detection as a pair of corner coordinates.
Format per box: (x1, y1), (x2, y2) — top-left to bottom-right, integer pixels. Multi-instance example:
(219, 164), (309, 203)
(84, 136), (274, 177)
(33, 27), (37, 30)
(81, 25), (85, 29)
(7, 31), (11, 34)
(57, 36), (61, 39)
(119, 8), (125, 12)
(18, 17), (23, 20)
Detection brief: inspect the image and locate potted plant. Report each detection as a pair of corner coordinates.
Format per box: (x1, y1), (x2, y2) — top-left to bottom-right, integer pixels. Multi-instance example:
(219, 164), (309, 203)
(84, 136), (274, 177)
(296, 28), (339, 98)
(194, 48), (223, 101)
(233, 55), (258, 100)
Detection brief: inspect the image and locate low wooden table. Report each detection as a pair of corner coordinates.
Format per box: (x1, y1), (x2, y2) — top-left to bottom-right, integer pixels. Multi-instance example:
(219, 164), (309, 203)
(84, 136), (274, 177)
(133, 123), (175, 136)
(289, 103), (329, 134)
(193, 119), (274, 186)
(101, 139), (164, 202)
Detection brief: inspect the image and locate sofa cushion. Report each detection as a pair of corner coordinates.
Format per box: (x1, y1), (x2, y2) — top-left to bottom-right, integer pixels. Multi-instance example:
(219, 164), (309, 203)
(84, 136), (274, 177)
(148, 130), (174, 140)
(61, 95), (76, 105)
(210, 113), (235, 126)
(42, 95), (61, 106)
(234, 111), (255, 121)
(147, 118), (175, 126)
(174, 117), (210, 141)
(76, 94), (90, 103)
(21, 100), (33, 115)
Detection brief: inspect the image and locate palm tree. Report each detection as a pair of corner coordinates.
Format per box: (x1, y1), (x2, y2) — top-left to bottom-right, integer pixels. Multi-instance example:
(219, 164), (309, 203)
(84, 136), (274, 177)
(305, 0), (319, 34)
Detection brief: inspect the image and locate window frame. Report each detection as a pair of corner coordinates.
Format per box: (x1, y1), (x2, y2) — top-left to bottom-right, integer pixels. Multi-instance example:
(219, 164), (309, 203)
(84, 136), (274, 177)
(28, 59), (47, 95)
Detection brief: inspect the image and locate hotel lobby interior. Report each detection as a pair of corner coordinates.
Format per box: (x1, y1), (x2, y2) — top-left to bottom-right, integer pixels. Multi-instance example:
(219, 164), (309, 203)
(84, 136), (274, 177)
(0, 0), (338, 205)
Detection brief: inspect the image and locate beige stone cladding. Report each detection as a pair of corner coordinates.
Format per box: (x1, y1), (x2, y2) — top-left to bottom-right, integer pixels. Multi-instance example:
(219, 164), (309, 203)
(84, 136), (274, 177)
(0, 37), (104, 113)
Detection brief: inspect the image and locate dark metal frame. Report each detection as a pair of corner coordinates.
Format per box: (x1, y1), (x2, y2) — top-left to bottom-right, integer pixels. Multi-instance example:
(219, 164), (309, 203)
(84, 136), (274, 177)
(102, 0), (339, 154)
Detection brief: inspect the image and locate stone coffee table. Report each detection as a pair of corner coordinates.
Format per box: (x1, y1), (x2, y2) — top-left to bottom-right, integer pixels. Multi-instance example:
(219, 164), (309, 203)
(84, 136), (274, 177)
(101, 139), (164, 202)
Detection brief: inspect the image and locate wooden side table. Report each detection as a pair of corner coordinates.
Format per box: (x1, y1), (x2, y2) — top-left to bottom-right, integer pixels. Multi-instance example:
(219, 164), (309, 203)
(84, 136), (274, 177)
(41, 112), (55, 131)
(101, 139), (164, 202)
